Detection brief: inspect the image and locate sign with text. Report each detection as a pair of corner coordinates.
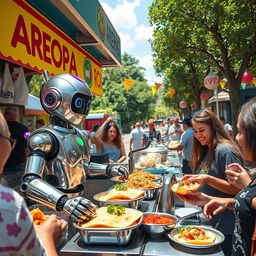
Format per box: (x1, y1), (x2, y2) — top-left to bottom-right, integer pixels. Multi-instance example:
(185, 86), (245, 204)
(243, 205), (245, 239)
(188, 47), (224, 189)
(0, 0), (103, 96)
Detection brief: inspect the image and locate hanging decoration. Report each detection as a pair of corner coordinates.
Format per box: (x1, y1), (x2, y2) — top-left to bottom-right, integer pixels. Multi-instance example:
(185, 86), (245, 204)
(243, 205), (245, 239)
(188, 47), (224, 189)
(179, 100), (187, 109)
(124, 78), (134, 91)
(241, 82), (247, 90)
(184, 92), (190, 99)
(151, 86), (157, 96)
(252, 79), (256, 86)
(155, 82), (161, 91)
(242, 72), (253, 84)
(219, 80), (226, 89)
(204, 68), (220, 90)
(200, 92), (209, 101)
(169, 89), (175, 99)
(191, 100), (197, 109)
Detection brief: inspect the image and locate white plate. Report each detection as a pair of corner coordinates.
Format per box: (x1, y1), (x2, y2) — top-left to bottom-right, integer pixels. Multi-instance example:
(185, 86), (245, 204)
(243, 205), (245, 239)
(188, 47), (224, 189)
(168, 225), (225, 249)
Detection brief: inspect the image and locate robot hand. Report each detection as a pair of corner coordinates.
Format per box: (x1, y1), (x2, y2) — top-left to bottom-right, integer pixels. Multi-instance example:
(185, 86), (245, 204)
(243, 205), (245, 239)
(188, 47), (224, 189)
(62, 197), (97, 223)
(108, 165), (129, 179)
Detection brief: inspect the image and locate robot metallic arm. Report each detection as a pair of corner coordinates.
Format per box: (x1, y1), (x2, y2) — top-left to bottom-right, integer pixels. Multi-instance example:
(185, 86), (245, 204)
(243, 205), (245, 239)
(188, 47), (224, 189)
(88, 162), (129, 179)
(21, 132), (96, 223)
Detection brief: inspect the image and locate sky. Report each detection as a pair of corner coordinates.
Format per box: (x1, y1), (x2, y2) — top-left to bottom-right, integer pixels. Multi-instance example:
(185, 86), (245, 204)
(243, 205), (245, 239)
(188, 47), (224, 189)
(99, 0), (162, 85)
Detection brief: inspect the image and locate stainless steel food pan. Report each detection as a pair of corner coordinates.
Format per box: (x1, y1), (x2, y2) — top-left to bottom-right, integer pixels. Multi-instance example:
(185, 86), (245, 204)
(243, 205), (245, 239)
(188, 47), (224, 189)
(93, 191), (146, 209)
(111, 175), (162, 184)
(73, 215), (143, 245)
(142, 184), (162, 199)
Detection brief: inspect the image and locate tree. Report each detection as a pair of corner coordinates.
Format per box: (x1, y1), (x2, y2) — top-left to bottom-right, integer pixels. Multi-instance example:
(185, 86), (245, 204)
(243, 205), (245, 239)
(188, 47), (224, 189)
(91, 53), (156, 131)
(149, 0), (256, 129)
(28, 74), (44, 97)
(162, 56), (208, 112)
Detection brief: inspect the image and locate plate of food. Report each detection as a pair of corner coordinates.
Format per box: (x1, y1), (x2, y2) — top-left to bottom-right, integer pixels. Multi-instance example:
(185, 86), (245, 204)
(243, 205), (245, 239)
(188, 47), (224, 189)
(168, 141), (180, 149)
(171, 180), (200, 195)
(93, 184), (146, 209)
(124, 180), (162, 199)
(168, 226), (224, 249)
(74, 205), (143, 245)
(111, 170), (162, 183)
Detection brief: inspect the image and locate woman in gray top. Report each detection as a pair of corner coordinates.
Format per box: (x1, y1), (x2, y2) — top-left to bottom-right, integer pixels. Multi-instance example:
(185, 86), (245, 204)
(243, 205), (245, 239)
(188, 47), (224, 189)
(180, 109), (243, 256)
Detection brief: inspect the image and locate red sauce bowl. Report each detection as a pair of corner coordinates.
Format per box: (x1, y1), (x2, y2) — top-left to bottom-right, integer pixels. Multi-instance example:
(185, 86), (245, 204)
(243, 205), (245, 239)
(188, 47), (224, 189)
(141, 212), (179, 235)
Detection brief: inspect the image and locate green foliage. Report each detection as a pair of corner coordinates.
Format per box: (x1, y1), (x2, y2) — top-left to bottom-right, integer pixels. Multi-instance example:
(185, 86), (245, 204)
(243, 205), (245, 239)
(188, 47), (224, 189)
(149, 0), (256, 129)
(154, 106), (168, 119)
(28, 74), (44, 97)
(91, 53), (156, 131)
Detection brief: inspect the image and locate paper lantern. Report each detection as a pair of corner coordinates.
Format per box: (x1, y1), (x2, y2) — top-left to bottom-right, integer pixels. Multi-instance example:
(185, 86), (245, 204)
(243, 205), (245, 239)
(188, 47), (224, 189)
(204, 69), (220, 90)
(200, 92), (209, 101)
(179, 100), (187, 109)
(242, 72), (253, 84)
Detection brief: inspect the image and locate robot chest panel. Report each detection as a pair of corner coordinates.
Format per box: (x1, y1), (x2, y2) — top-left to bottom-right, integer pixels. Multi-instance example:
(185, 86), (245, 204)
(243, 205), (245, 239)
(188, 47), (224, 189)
(58, 133), (89, 165)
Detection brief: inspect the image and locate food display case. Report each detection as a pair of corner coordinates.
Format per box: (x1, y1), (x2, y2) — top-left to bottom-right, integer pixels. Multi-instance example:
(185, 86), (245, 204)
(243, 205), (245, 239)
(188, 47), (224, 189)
(135, 140), (169, 169)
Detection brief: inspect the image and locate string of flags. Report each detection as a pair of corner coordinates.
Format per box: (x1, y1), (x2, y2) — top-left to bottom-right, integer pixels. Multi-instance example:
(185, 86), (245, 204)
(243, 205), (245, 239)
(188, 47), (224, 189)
(124, 78), (134, 91)
(124, 78), (163, 95)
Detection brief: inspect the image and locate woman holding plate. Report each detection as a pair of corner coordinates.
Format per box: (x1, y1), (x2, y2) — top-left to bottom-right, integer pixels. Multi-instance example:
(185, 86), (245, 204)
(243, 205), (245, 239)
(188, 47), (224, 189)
(177, 97), (256, 256)
(178, 109), (243, 256)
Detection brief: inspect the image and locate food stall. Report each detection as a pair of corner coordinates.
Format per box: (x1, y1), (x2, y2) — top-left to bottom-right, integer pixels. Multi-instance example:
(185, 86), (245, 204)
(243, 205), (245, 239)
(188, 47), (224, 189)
(0, 0), (121, 114)
(59, 150), (225, 256)
(0, 1), (225, 255)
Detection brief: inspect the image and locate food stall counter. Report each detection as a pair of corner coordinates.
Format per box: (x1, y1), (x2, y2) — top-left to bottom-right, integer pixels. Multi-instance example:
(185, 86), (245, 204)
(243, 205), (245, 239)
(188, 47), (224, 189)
(59, 201), (224, 256)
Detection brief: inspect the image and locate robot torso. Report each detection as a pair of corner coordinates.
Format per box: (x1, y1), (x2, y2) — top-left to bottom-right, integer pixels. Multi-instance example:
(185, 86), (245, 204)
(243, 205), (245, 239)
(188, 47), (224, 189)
(28, 125), (91, 193)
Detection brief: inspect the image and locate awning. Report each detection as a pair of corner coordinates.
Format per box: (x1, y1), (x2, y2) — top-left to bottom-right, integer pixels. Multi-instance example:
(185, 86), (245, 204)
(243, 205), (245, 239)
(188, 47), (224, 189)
(0, 0), (121, 96)
(26, 0), (121, 67)
(24, 94), (47, 115)
(208, 91), (230, 104)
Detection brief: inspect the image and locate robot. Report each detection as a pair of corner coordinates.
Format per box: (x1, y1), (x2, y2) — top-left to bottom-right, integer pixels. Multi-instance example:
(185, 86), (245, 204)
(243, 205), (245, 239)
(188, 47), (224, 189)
(21, 71), (128, 223)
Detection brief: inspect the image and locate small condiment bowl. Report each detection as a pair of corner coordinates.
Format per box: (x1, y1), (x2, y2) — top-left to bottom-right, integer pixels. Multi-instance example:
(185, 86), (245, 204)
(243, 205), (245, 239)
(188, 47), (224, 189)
(140, 212), (179, 236)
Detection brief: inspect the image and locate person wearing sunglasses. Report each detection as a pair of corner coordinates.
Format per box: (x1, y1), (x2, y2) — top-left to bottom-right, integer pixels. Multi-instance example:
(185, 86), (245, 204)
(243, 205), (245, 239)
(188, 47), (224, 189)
(3, 107), (29, 190)
(0, 112), (67, 255)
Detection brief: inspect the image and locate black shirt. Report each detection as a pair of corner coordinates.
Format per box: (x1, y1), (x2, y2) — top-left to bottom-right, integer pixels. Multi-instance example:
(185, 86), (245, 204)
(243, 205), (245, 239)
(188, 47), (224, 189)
(232, 176), (256, 256)
(4, 121), (28, 168)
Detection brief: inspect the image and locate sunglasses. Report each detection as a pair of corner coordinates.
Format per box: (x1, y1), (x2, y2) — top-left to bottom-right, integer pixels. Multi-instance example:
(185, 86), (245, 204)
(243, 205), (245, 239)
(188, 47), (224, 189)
(0, 135), (16, 150)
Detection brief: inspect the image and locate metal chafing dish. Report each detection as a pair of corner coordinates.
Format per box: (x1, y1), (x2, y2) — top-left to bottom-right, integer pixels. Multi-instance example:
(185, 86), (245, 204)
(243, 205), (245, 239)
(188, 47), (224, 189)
(93, 191), (146, 209)
(141, 183), (163, 199)
(136, 140), (169, 168)
(73, 214), (143, 245)
(120, 182), (163, 200)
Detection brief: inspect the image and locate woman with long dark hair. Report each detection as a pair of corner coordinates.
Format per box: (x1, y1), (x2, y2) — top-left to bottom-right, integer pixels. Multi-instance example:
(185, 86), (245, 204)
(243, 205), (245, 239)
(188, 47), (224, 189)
(180, 109), (243, 256)
(91, 118), (126, 163)
(177, 98), (256, 255)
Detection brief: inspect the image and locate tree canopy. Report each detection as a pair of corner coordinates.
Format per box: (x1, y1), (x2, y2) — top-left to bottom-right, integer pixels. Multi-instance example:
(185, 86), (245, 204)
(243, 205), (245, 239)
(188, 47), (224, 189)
(91, 53), (157, 131)
(149, 0), (256, 127)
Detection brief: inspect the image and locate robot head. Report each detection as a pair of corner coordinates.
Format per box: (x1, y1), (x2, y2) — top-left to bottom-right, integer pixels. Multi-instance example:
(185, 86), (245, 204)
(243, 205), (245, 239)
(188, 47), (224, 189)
(40, 73), (92, 126)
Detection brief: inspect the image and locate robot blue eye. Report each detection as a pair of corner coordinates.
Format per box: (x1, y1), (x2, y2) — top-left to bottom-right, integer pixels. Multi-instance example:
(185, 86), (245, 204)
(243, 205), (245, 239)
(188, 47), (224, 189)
(75, 98), (83, 108)
(71, 93), (91, 115)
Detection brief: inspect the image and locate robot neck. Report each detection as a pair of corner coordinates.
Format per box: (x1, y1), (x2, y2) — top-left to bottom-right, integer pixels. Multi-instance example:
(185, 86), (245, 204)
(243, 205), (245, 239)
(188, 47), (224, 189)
(50, 116), (72, 129)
